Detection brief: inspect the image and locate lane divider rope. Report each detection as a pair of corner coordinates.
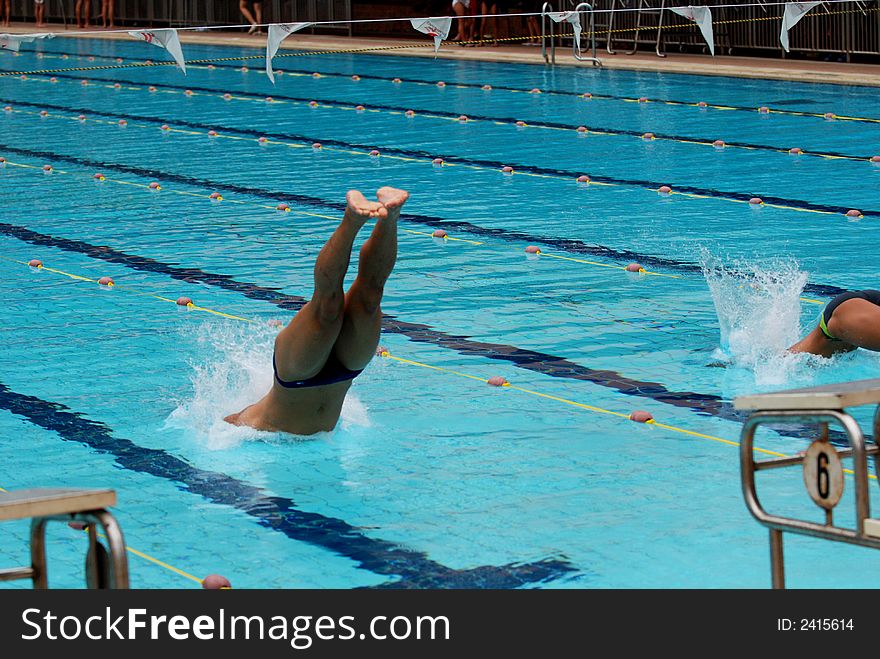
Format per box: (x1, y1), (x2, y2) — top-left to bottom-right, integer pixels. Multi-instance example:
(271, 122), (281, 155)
(0, 253), (256, 322)
(12, 68), (880, 164)
(382, 352), (874, 480)
(6, 94), (871, 223)
(0, 191), (695, 340)
(23, 46), (880, 127)
(0, 148), (828, 305)
(0, 148), (674, 277)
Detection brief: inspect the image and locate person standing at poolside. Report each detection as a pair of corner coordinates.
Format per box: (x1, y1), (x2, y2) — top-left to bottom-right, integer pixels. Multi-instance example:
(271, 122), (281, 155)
(75, 0), (91, 28)
(225, 186), (408, 435)
(34, 0), (46, 27)
(100, 0), (114, 28)
(2, 0), (10, 28)
(451, 0), (473, 42)
(239, 0), (263, 34)
(788, 290), (880, 358)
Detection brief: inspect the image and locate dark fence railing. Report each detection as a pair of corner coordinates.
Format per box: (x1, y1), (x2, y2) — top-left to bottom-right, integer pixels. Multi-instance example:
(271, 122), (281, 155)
(4, 1), (880, 61)
(582, 0), (880, 61)
(5, 0), (352, 34)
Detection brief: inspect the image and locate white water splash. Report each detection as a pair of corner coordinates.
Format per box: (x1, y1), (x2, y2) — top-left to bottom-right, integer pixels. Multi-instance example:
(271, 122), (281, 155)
(166, 321), (370, 449)
(701, 251), (819, 386)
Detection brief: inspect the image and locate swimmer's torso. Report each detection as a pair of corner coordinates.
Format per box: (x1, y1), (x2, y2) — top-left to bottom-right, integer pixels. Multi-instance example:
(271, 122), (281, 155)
(226, 380), (354, 435)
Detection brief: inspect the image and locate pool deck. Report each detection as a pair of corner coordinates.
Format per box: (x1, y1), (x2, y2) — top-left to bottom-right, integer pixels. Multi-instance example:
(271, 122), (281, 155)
(3, 23), (880, 87)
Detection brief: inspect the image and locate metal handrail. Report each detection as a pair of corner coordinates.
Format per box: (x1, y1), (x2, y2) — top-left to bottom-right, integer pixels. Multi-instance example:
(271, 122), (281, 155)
(573, 2), (602, 65)
(541, 2), (556, 65)
(739, 407), (880, 589)
(542, 2), (602, 67)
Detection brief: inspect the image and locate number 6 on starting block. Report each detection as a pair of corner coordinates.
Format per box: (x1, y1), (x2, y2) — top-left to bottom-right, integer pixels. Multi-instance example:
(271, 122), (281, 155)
(802, 440), (844, 510)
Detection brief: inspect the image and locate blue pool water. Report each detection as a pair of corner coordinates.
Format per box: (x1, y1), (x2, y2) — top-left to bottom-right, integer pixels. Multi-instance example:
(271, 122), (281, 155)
(1, 37), (880, 588)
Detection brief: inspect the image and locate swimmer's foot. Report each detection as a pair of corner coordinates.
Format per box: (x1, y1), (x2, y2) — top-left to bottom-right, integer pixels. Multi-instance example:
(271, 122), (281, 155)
(344, 189), (387, 230)
(375, 186), (409, 223)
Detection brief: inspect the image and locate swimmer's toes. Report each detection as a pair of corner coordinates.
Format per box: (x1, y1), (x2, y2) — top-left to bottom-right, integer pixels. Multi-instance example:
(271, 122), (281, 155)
(376, 186), (409, 212)
(344, 190), (378, 224)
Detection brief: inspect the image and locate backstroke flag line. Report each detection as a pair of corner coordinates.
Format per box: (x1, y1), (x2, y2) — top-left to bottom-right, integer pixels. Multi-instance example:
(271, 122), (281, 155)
(547, 12), (582, 52)
(265, 22), (312, 83)
(128, 28), (187, 74)
(780, 1), (821, 52)
(0, 32), (53, 53)
(669, 6), (715, 55)
(410, 17), (452, 54)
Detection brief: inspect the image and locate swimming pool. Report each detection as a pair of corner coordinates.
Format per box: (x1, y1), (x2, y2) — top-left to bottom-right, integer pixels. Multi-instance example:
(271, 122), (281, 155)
(2, 36), (880, 588)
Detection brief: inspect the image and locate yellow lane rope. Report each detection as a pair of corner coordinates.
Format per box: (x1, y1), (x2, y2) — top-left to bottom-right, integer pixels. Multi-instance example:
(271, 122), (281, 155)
(0, 152), (828, 306)
(539, 252), (677, 278)
(382, 353), (874, 482)
(0, 196), (697, 339)
(0, 254), (256, 322)
(20, 46), (880, 127)
(11, 67), (880, 163)
(97, 532), (204, 585)
(0, 137), (669, 278)
(4, 101), (863, 254)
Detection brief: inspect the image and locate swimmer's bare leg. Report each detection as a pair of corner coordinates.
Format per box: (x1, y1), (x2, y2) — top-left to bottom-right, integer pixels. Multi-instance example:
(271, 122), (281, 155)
(239, 0), (257, 29)
(333, 186), (409, 370)
(273, 190), (386, 381)
(788, 326), (854, 358)
(826, 298), (880, 352)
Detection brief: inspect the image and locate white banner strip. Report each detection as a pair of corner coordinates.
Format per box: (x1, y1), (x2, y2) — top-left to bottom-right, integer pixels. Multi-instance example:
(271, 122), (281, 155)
(410, 17), (452, 54)
(128, 29), (187, 75)
(669, 6), (715, 56)
(548, 12), (582, 53)
(780, 1), (821, 52)
(0, 32), (53, 53)
(265, 22), (311, 84)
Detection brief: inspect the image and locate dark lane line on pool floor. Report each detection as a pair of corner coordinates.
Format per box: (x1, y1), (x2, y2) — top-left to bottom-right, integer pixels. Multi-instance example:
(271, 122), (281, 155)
(12, 72), (879, 164)
(24, 47), (880, 126)
(1, 219), (861, 449)
(0, 382), (576, 588)
(0, 138), (853, 299)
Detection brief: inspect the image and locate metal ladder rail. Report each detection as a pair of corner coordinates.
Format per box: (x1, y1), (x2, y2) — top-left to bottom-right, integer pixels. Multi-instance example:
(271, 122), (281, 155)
(607, 0), (667, 57)
(541, 2), (556, 65)
(573, 2), (602, 65)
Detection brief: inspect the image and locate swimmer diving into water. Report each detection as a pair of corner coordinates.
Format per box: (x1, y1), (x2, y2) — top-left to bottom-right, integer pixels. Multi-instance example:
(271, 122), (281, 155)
(788, 290), (880, 358)
(225, 186), (409, 435)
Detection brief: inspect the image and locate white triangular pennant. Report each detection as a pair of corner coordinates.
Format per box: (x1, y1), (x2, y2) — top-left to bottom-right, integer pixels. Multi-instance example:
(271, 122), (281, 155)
(780, 2), (821, 52)
(410, 17), (452, 54)
(548, 12), (582, 53)
(0, 32), (54, 53)
(670, 6), (714, 56)
(128, 29), (187, 75)
(265, 22), (311, 84)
